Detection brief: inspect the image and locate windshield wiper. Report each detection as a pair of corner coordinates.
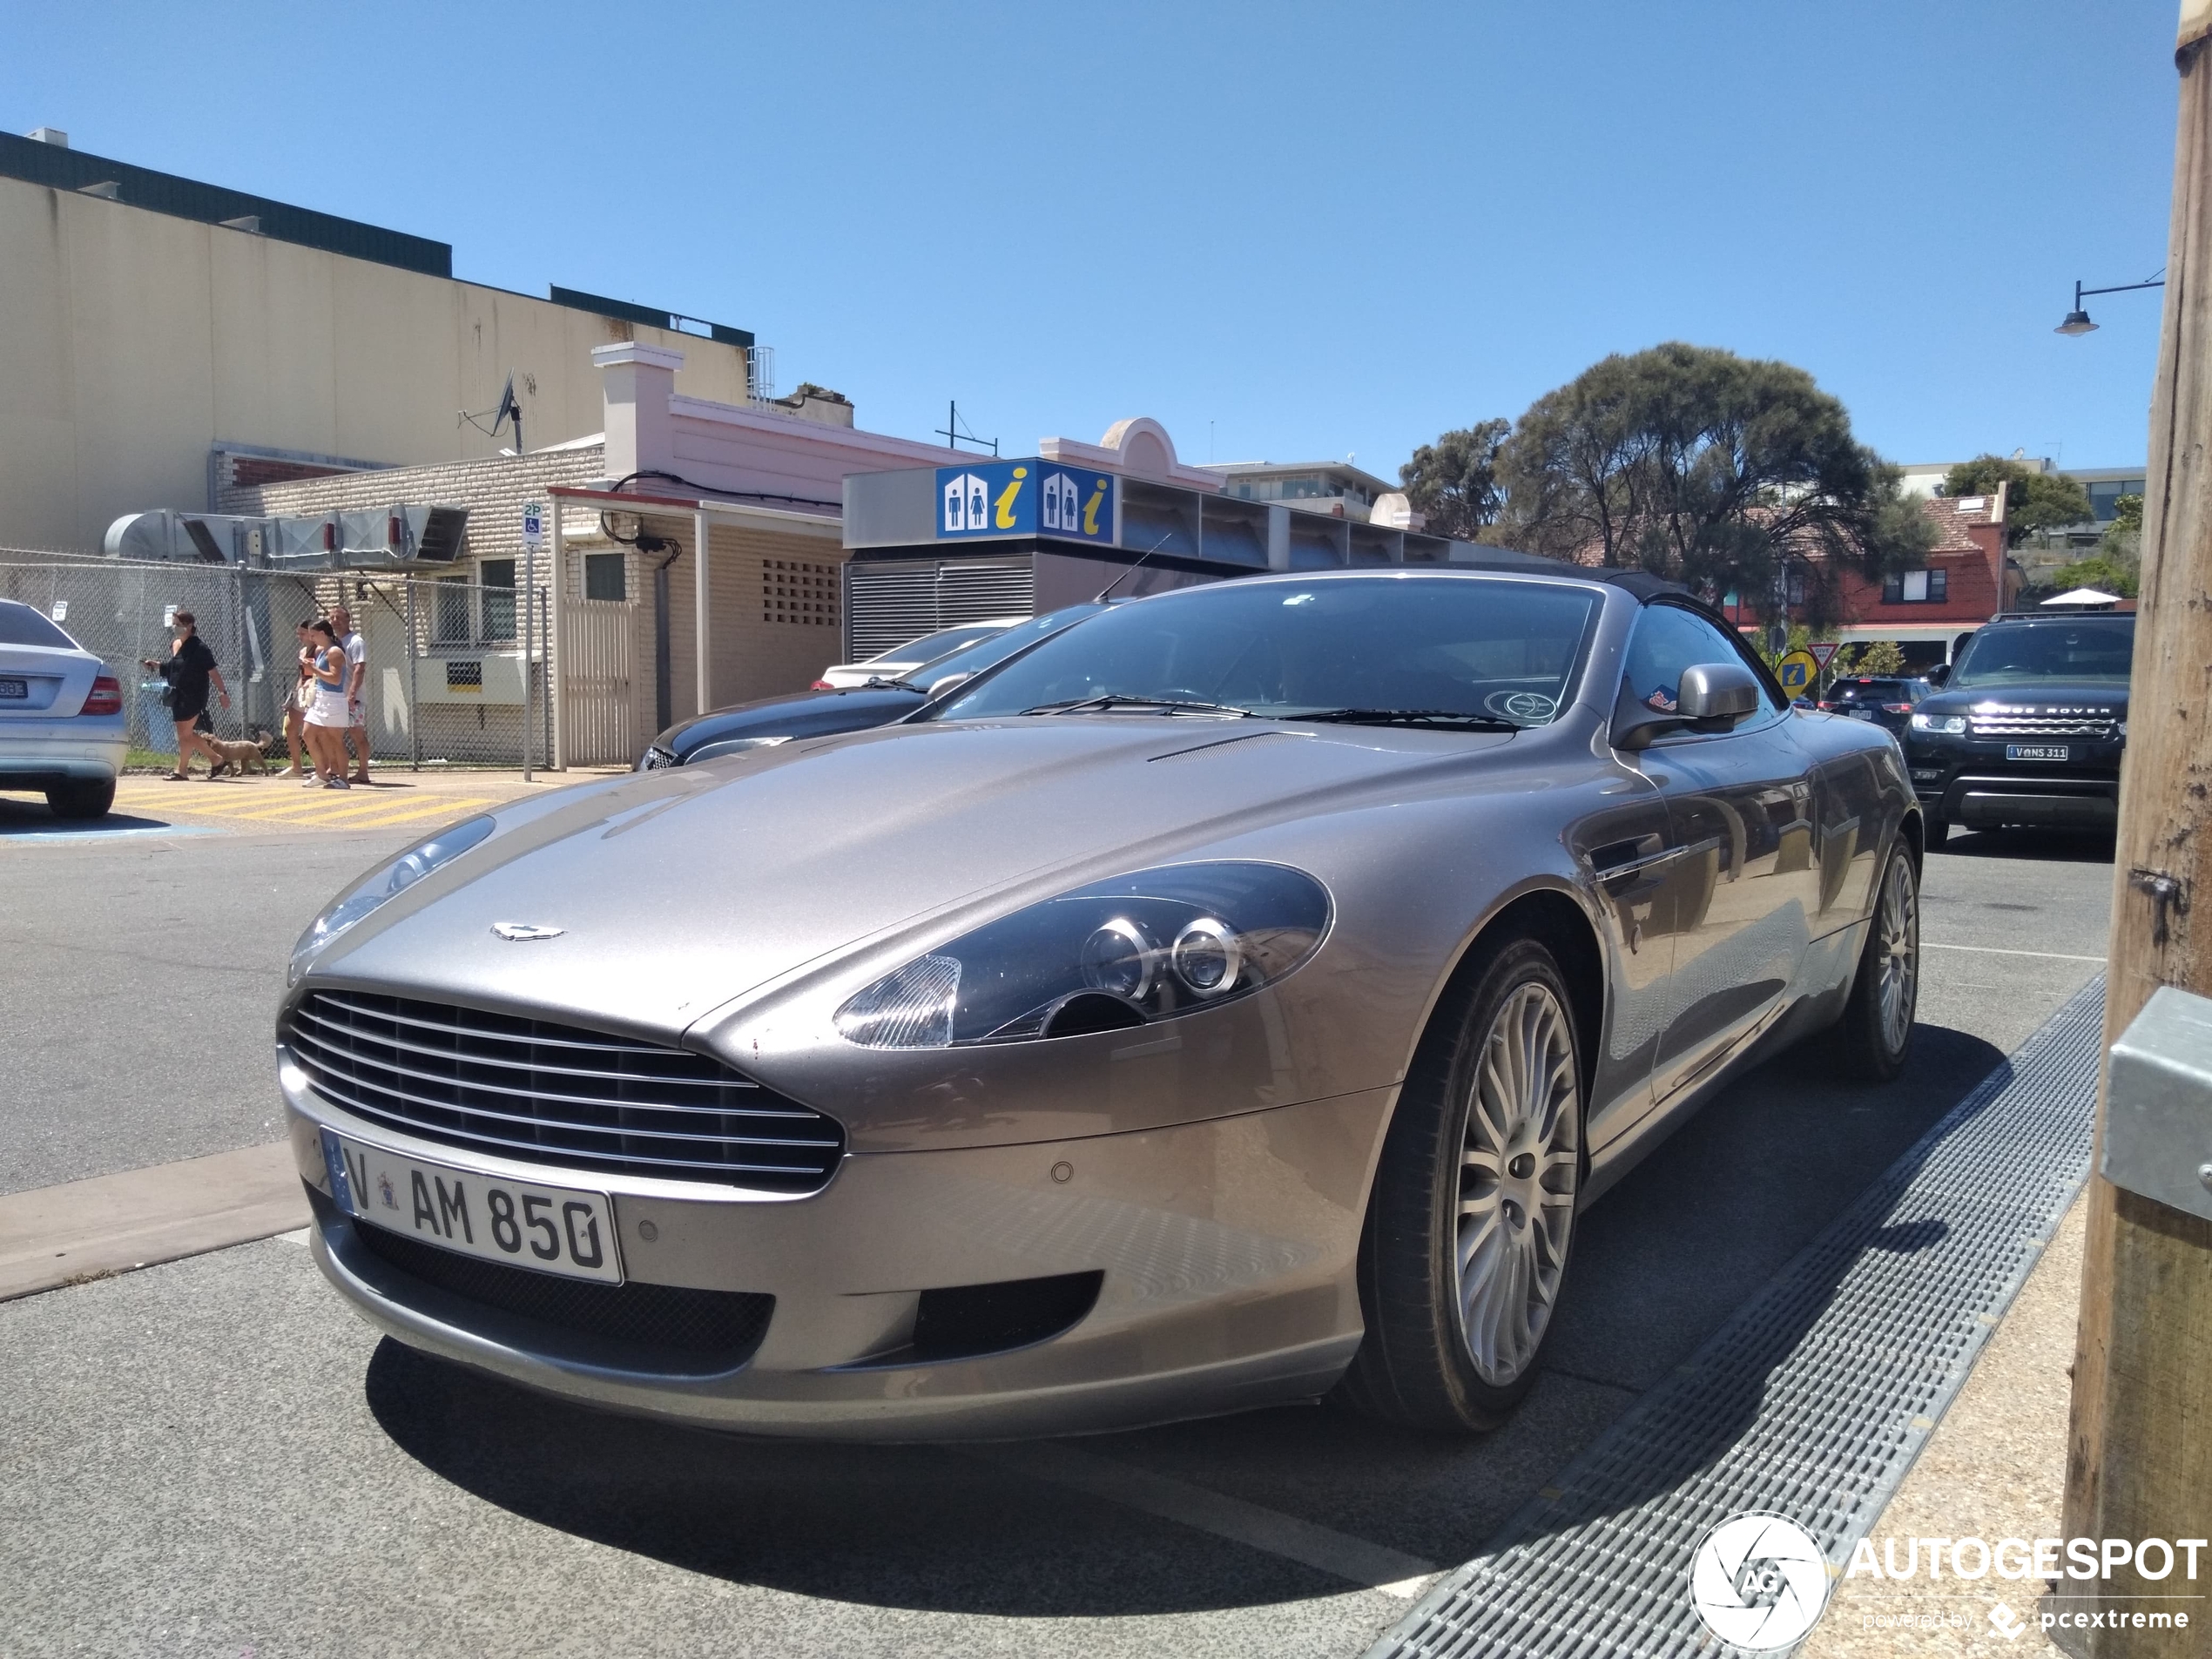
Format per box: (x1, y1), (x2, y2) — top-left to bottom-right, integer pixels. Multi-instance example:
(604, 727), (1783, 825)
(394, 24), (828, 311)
(1291, 707), (1523, 732)
(1022, 694), (1254, 717)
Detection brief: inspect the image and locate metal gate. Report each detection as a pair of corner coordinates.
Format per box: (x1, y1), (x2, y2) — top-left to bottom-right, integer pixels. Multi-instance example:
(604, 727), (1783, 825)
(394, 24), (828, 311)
(843, 557), (1036, 661)
(560, 597), (637, 765)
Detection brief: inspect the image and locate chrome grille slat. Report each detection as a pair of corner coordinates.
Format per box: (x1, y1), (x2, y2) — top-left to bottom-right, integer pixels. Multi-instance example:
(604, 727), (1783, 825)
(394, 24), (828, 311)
(287, 1019), (813, 1119)
(314, 991), (744, 1065)
(312, 1073), (832, 1177)
(287, 990), (845, 1193)
(290, 1004), (768, 1092)
(1966, 711), (2117, 739)
(287, 1032), (838, 1147)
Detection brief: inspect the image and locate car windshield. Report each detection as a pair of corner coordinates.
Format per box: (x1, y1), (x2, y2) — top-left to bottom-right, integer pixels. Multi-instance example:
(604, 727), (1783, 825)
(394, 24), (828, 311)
(1950, 619), (2134, 689)
(1832, 680), (1914, 701)
(892, 605), (1105, 688)
(929, 577), (1601, 728)
(865, 621), (1008, 666)
(0, 601), (79, 650)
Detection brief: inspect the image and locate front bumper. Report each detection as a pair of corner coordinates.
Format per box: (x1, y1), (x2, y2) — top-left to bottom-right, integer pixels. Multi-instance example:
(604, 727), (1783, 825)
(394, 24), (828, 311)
(1905, 735), (2122, 832)
(0, 722), (127, 788)
(284, 1066), (1387, 1440)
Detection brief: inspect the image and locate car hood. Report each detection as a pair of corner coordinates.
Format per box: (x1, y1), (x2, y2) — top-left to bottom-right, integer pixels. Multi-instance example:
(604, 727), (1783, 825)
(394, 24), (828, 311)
(1919, 681), (2130, 716)
(664, 685), (921, 759)
(304, 717), (1515, 1038)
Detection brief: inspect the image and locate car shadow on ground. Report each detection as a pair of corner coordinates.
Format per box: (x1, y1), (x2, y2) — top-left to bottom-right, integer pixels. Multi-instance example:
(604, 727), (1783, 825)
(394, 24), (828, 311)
(1937, 826), (2115, 863)
(0, 796), (177, 835)
(365, 1016), (2011, 1616)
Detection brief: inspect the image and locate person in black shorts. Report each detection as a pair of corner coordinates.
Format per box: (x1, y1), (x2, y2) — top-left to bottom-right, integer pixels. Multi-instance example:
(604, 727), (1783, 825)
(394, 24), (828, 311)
(143, 610), (229, 779)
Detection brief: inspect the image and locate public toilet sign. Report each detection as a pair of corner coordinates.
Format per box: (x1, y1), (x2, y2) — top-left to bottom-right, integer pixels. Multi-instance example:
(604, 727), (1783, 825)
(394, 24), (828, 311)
(937, 460), (1116, 544)
(521, 501), (548, 554)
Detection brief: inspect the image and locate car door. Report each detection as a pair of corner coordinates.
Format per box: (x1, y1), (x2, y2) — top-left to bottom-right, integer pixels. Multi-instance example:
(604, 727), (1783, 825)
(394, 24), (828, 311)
(1616, 604), (1819, 1115)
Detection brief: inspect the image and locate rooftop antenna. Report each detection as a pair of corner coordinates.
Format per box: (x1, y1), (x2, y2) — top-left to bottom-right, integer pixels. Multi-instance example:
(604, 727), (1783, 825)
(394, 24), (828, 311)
(935, 400), (998, 456)
(460, 371), (529, 455)
(1094, 528), (1177, 604)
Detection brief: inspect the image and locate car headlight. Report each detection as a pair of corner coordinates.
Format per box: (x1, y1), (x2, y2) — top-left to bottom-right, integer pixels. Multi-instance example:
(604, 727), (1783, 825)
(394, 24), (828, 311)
(2118, 719), (2128, 739)
(834, 861), (1331, 1049)
(1909, 713), (1966, 734)
(290, 814), (496, 974)
(687, 735), (793, 764)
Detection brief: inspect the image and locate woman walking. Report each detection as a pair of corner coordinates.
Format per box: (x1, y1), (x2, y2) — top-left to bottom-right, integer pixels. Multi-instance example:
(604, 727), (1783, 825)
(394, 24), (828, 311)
(302, 620), (352, 789)
(142, 610), (228, 781)
(282, 619), (314, 778)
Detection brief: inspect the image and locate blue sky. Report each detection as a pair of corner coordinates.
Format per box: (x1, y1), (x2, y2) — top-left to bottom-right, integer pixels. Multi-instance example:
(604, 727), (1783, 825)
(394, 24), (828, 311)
(2, 0), (2176, 477)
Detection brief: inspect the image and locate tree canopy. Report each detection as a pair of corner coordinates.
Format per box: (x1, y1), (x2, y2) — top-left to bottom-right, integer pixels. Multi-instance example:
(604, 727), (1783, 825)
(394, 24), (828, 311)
(1486, 343), (1932, 624)
(1939, 455), (2091, 548)
(1398, 420), (1510, 539)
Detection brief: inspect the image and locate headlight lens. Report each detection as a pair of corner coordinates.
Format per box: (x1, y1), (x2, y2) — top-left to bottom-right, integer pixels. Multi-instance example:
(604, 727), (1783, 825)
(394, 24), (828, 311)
(291, 814), (496, 969)
(834, 860), (1331, 1049)
(1909, 713), (1966, 735)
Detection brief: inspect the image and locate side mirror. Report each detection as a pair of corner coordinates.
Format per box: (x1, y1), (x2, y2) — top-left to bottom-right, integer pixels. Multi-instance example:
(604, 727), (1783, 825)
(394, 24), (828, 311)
(1925, 663), (1951, 688)
(926, 671), (974, 697)
(1676, 662), (1762, 726)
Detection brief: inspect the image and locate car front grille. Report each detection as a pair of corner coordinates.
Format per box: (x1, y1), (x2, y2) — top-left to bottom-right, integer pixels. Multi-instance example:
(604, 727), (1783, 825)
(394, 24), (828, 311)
(353, 1217), (773, 1366)
(1967, 711), (2118, 739)
(287, 990), (844, 1194)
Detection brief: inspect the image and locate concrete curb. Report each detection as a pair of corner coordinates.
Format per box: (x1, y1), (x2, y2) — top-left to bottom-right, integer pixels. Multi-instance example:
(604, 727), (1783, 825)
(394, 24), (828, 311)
(0, 1141), (307, 1301)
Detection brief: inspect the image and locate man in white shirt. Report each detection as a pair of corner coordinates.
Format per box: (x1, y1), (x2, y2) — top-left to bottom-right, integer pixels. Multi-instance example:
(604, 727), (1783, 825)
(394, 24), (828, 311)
(332, 604), (370, 784)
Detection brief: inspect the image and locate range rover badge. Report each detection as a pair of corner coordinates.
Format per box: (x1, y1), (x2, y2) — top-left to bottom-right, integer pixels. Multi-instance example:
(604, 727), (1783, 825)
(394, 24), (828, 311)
(491, 921), (566, 941)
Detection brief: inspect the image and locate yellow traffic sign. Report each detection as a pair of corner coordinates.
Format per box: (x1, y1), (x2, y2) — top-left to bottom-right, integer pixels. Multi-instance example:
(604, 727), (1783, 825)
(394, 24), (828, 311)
(1776, 649), (1818, 697)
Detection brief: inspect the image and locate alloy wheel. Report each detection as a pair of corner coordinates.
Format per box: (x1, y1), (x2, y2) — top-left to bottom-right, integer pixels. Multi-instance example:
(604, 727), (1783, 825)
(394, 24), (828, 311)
(1456, 981), (1580, 1386)
(1877, 854), (1919, 1057)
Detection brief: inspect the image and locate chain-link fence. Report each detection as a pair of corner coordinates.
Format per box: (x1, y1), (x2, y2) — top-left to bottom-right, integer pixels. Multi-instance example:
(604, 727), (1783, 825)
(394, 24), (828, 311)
(0, 551), (550, 772)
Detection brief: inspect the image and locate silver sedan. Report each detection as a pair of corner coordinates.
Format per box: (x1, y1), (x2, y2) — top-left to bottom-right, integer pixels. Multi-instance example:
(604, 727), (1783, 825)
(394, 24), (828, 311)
(0, 599), (127, 819)
(278, 568), (1920, 1439)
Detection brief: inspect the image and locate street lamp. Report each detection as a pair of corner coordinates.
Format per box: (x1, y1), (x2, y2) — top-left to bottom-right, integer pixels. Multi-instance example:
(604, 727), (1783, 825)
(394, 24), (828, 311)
(2056, 274), (2166, 334)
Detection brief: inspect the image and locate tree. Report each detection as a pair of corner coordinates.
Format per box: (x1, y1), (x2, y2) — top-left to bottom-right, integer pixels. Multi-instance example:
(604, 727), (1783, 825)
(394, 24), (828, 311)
(2101, 492), (2144, 563)
(1491, 342), (1933, 624)
(1939, 455), (2092, 549)
(2048, 556), (2139, 598)
(1399, 420), (1510, 538)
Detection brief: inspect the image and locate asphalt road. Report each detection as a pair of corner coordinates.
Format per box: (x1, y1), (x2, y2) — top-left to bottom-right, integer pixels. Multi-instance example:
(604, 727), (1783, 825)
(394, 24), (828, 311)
(0, 826), (2115, 1658)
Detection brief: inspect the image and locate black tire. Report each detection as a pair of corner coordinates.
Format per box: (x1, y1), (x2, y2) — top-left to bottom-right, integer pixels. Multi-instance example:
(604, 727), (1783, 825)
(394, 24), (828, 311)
(1925, 815), (1949, 851)
(1832, 841), (1919, 1082)
(1336, 934), (1585, 1433)
(45, 778), (116, 820)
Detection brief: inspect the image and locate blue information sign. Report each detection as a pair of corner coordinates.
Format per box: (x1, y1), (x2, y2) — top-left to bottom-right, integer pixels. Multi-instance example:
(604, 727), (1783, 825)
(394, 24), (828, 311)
(937, 460), (1114, 543)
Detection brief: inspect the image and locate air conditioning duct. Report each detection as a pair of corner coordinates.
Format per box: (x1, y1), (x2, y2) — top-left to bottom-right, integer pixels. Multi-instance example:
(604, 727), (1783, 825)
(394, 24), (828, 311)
(105, 505), (469, 570)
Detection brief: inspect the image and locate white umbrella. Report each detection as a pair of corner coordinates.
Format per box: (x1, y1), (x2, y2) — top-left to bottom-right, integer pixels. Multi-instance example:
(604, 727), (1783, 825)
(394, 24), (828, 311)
(2040, 587), (2122, 609)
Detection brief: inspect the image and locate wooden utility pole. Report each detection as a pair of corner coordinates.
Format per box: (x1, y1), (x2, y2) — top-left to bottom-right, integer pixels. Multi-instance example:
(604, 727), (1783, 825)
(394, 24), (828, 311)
(2061, 5), (2212, 1653)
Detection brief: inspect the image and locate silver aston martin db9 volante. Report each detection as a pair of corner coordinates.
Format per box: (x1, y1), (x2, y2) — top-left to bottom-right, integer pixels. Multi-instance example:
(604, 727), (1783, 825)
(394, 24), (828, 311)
(279, 567), (1920, 1439)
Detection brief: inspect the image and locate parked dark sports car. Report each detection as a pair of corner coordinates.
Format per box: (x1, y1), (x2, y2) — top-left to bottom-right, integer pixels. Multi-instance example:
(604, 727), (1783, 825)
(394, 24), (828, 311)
(637, 604), (1109, 767)
(280, 566), (1921, 1440)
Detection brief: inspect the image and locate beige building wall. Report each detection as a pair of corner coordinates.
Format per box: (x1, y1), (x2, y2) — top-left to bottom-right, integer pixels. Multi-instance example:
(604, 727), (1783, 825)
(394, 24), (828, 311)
(0, 175), (752, 552)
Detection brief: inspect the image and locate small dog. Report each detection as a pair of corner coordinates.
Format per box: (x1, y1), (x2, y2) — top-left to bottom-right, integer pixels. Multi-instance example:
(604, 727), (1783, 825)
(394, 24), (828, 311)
(204, 731), (276, 777)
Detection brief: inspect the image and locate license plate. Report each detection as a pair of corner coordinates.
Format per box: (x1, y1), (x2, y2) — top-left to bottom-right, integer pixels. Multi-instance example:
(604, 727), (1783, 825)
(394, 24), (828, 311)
(2006, 744), (2070, 762)
(320, 1130), (623, 1284)
(1847, 706), (1873, 719)
(0, 678), (24, 700)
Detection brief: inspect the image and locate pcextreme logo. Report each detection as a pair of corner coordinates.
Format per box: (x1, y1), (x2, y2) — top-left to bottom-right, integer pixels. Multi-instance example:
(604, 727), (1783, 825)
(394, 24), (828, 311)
(938, 460), (1114, 543)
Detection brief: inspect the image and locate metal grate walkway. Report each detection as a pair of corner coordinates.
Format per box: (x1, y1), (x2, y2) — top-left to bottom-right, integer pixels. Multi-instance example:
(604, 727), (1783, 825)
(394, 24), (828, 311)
(1368, 975), (2107, 1659)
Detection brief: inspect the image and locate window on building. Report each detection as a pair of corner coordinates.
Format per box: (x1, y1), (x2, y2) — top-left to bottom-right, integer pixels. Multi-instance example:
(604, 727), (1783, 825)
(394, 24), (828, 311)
(1881, 568), (1948, 604)
(2087, 479), (2147, 523)
(583, 553), (627, 603)
(434, 576), (470, 644)
(479, 558), (516, 641)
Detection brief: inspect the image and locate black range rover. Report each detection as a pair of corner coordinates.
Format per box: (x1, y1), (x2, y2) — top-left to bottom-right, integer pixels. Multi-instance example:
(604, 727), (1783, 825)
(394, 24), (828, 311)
(1904, 612), (2133, 846)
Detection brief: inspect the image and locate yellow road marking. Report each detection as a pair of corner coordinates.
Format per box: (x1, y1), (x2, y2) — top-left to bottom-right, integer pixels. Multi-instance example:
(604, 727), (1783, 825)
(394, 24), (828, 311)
(195, 793), (495, 826)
